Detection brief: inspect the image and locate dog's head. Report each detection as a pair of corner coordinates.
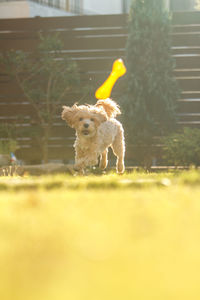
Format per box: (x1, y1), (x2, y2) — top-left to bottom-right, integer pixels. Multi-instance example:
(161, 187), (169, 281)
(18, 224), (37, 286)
(61, 104), (107, 138)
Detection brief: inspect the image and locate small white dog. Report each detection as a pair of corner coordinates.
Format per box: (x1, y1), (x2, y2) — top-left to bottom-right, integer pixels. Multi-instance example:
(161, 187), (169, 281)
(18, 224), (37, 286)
(61, 98), (125, 174)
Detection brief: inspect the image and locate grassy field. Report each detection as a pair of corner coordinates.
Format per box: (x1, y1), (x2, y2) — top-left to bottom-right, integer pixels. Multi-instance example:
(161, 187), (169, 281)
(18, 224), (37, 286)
(0, 170), (200, 300)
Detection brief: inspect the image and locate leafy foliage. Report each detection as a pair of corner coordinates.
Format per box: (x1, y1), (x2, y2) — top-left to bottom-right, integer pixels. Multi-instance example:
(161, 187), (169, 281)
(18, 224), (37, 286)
(0, 33), (80, 163)
(162, 127), (200, 167)
(0, 123), (19, 155)
(124, 0), (180, 167)
(0, 140), (18, 155)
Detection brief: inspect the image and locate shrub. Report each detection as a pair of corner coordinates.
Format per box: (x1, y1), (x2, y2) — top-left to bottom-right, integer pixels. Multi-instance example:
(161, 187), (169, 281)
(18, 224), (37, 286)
(0, 140), (18, 155)
(162, 127), (200, 167)
(0, 123), (18, 155)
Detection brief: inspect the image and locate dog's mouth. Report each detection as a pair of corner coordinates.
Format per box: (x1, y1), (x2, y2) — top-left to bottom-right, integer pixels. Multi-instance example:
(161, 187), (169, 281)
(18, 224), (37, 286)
(82, 130), (90, 136)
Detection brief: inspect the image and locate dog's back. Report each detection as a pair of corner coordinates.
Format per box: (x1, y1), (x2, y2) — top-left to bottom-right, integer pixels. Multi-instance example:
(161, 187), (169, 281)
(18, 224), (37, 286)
(95, 98), (121, 119)
(96, 118), (123, 153)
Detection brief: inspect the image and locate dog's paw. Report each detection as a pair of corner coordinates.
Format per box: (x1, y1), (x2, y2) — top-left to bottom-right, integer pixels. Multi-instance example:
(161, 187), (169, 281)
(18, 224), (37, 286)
(117, 162), (125, 175)
(74, 164), (85, 175)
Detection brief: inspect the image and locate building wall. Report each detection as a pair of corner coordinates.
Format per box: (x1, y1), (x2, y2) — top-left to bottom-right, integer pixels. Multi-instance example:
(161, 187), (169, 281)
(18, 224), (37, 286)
(0, 1), (29, 18)
(29, 1), (73, 17)
(82, 0), (172, 15)
(83, 0), (122, 14)
(0, 0), (74, 19)
(0, 0), (194, 20)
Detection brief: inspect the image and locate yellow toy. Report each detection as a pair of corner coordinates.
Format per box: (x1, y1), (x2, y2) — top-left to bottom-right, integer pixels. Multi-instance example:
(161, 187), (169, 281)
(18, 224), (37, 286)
(95, 58), (127, 100)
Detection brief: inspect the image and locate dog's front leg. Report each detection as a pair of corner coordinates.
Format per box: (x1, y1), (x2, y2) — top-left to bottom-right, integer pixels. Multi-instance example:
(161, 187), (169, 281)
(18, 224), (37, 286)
(75, 155), (98, 173)
(99, 149), (108, 170)
(74, 145), (98, 173)
(74, 156), (86, 175)
(74, 162), (85, 175)
(74, 146), (86, 174)
(76, 155), (98, 168)
(85, 155), (98, 167)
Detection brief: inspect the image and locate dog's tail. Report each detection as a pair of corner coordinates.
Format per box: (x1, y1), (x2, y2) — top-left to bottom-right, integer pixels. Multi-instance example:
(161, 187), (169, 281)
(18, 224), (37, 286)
(95, 98), (121, 118)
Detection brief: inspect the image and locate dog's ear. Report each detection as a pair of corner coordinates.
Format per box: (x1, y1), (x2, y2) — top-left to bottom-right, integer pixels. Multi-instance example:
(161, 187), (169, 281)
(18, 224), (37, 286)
(98, 112), (107, 123)
(61, 104), (78, 128)
(94, 110), (107, 125)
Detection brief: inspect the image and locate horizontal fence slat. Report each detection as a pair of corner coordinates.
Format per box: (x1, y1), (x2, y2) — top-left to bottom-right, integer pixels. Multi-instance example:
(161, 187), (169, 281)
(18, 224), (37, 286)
(177, 77), (200, 91)
(172, 33), (200, 47)
(177, 113), (200, 122)
(174, 69), (200, 77)
(0, 103), (33, 116)
(0, 28), (128, 40)
(0, 14), (128, 31)
(173, 25), (200, 33)
(0, 90), (100, 104)
(0, 135), (75, 145)
(76, 57), (118, 72)
(177, 100), (200, 113)
(177, 123), (200, 128)
(172, 47), (200, 55)
(172, 11), (200, 25)
(16, 146), (75, 163)
(175, 55), (200, 68)
(180, 92), (200, 99)
(0, 36), (127, 52)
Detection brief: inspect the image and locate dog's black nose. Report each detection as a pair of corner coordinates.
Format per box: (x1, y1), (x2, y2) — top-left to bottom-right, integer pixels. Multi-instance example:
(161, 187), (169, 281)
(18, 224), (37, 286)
(84, 123), (89, 128)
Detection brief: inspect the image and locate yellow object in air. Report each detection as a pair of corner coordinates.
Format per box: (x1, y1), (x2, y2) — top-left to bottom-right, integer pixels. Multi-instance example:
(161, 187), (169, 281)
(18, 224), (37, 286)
(95, 58), (127, 100)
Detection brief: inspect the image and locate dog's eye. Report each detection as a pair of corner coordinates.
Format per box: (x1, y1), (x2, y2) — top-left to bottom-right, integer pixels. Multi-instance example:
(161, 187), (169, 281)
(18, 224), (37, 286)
(90, 118), (94, 122)
(79, 117), (83, 121)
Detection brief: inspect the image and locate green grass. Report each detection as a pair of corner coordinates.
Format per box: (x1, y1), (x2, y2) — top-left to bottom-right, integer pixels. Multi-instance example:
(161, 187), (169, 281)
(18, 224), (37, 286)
(0, 170), (200, 300)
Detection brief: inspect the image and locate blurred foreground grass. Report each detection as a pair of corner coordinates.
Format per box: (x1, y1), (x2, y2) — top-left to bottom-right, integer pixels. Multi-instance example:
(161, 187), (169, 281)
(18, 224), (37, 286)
(0, 170), (200, 300)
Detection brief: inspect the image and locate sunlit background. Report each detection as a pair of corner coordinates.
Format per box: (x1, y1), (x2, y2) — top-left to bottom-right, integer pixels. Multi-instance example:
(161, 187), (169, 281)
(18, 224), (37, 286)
(0, 1), (200, 299)
(0, 0), (199, 19)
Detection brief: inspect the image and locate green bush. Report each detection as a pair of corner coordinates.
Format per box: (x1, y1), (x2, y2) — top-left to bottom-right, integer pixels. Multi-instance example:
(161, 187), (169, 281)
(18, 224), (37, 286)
(0, 140), (18, 155)
(0, 123), (18, 155)
(162, 127), (200, 167)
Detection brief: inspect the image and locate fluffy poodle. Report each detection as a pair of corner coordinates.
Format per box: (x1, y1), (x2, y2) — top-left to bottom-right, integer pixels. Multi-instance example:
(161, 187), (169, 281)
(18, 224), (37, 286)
(61, 98), (125, 174)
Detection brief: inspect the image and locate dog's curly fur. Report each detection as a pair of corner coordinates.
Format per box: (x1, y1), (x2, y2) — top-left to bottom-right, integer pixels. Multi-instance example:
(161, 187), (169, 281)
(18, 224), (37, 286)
(61, 98), (125, 174)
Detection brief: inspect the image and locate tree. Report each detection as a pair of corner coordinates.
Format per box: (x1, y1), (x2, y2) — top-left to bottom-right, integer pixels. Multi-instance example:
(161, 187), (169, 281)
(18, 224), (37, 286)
(124, 0), (180, 168)
(0, 34), (80, 163)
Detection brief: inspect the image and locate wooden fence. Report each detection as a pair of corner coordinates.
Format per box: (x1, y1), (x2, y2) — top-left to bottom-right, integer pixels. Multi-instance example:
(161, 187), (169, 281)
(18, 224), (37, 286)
(0, 12), (200, 164)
